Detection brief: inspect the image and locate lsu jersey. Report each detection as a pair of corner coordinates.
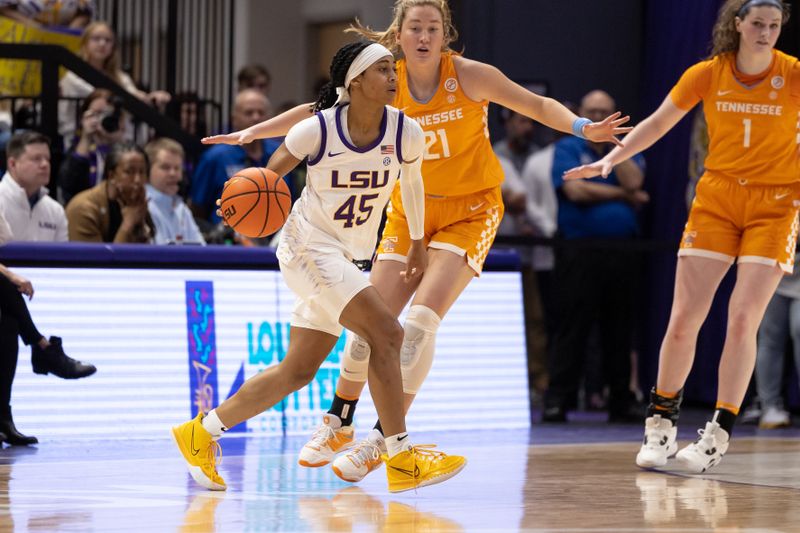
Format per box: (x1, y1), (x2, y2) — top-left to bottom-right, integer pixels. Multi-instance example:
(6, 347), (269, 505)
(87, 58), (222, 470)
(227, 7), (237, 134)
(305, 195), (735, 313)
(280, 104), (421, 261)
(394, 52), (504, 196)
(670, 50), (800, 185)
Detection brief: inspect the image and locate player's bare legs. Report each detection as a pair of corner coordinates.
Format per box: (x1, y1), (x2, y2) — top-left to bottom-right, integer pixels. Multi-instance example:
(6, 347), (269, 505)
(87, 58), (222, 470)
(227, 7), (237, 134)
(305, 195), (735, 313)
(214, 328), (339, 426)
(337, 248), (475, 403)
(337, 287), (406, 436)
(327, 249), (475, 482)
(656, 256), (731, 392)
(716, 263), (784, 407)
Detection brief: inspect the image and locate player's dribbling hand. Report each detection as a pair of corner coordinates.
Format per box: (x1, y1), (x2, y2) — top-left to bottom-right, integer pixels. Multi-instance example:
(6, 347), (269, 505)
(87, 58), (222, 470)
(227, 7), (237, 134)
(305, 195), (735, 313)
(563, 159), (614, 180)
(583, 111), (632, 148)
(202, 130), (255, 146)
(214, 197), (230, 227)
(401, 240), (428, 282)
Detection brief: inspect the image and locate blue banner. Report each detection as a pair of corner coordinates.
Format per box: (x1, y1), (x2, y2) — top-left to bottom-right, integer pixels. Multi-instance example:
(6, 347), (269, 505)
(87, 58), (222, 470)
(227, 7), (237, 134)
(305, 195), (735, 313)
(185, 281), (219, 418)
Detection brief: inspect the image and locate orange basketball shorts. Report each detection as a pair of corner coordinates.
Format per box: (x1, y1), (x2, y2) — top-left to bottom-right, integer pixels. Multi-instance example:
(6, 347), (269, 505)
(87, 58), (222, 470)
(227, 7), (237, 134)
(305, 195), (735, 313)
(679, 173), (800, 273)
(376, 185), (504, 275)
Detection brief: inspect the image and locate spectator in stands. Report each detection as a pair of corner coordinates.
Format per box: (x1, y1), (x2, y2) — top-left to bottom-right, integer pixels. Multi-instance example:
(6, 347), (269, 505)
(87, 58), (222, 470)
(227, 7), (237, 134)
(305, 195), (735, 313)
(189, 89), (279, 223)
(543, 90), (648, 423)
(144, 138), (204, 245)
(57, 88), (126, 205)
(66, 141), (153, 243)
(0, 131), (67, 241)
(494, 108), (540, 176)
(495, 110), (536, 238)
(59, 21), (171, 144)
(492, 109), (546, 401)
(0, 0), (94, 29)
(237, 64), (271, 96)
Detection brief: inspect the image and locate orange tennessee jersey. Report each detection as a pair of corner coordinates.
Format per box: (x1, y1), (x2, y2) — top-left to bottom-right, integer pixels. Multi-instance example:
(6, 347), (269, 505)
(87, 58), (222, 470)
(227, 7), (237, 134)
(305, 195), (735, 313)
(394, 52), (503, 196)
(670, 50), (800, 186)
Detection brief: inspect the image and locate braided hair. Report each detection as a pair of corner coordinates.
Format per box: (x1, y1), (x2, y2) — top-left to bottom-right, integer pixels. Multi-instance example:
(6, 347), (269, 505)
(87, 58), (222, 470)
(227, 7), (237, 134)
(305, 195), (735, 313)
(312, 41), (371, 112)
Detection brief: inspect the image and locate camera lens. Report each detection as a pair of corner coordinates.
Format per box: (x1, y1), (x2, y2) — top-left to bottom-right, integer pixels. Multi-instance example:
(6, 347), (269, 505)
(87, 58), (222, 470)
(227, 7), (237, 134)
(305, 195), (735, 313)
(101, 112), (120, 133)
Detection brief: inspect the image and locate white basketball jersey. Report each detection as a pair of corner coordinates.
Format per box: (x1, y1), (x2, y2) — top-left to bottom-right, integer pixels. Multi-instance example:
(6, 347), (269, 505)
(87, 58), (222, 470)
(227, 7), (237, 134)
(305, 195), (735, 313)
(283, 105), (408, 261)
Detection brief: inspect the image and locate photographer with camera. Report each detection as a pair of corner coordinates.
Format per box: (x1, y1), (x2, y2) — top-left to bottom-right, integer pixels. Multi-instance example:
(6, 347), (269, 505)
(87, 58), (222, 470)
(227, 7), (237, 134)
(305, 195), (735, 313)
(57, 88), (126, 205)
(59, 21), (171, 147)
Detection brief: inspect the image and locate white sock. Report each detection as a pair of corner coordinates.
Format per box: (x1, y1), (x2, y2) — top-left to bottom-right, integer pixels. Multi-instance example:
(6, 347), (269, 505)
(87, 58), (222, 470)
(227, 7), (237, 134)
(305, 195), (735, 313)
(385, 432), (413, 458)
(201, 409), (228, 440)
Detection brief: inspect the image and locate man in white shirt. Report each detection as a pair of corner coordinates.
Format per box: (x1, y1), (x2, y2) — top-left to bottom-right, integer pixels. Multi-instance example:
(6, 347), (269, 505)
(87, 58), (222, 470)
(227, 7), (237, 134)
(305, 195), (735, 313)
(0, 131), (68, 242)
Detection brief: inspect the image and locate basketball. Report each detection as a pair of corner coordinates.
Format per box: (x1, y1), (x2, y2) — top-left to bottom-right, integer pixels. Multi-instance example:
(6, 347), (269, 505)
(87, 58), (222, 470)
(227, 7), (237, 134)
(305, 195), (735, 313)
(219, 167), (292, 238)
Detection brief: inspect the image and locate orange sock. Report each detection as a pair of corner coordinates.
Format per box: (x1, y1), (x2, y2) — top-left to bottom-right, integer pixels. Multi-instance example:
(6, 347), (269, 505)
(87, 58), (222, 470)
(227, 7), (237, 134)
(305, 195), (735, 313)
(715, 402), (739, 416)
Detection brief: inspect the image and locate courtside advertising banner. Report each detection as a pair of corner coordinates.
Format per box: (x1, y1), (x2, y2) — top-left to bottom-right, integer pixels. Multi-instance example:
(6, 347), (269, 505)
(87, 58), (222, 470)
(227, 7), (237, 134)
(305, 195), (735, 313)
(12, 266), (528, 439)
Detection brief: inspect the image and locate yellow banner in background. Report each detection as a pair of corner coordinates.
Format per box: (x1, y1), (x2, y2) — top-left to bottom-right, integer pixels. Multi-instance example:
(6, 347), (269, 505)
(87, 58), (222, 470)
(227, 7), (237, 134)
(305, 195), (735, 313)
(0, 16), (80, 96)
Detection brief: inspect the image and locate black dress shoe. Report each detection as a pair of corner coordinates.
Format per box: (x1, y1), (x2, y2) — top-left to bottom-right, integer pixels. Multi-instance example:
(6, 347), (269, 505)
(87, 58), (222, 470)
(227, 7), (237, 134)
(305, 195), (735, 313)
(0, 415), (37, 446)
(32, 336), (97, 379)
(541, 405), (567, 423)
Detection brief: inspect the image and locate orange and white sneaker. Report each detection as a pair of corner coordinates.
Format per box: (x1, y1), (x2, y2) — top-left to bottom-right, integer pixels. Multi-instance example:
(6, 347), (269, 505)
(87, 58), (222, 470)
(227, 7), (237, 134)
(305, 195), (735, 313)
(298, 415), (355, 467)
(384, 445), (466, 493)
(331, 430), (386, 482)
(171, 412), (226, 491)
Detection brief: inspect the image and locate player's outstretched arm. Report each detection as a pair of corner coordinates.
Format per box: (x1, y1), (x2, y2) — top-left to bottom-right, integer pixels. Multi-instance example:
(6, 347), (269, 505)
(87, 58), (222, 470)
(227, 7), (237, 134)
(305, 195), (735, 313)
(564, 96), (689, 181)
(455, 57), (632, 145)
(202, 103), (315, 145)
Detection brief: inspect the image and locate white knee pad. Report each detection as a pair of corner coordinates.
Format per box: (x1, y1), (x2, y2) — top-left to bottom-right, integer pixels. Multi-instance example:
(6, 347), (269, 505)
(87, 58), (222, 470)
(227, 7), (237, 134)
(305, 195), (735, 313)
(401, 305), (441, 394)
(340, 333), (370, 383)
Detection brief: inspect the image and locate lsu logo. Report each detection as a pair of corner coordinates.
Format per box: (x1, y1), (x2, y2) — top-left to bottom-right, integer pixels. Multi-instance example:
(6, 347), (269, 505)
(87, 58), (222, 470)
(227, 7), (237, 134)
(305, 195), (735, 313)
(222, 204), (237, 220)
(331, 169), (392, 189)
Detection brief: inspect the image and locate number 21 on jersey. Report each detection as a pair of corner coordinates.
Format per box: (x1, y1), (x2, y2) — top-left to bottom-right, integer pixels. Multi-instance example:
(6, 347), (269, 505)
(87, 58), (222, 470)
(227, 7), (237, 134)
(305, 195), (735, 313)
(424, 128), (451, 159)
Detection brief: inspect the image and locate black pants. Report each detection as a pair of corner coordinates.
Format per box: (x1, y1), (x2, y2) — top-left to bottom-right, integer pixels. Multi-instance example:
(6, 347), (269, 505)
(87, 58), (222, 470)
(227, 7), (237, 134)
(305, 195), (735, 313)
(0, 274), (43, 415)
(544, 243), (639, 415)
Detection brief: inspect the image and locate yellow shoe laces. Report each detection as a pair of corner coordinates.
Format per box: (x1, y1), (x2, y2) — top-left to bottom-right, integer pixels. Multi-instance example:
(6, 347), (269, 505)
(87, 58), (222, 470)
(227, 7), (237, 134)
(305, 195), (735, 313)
(204, 439), (223, 479)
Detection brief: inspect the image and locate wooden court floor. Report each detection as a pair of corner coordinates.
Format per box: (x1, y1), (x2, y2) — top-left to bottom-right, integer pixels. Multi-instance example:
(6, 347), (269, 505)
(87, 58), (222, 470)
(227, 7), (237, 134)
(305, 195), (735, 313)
(0, 422), (798, 532)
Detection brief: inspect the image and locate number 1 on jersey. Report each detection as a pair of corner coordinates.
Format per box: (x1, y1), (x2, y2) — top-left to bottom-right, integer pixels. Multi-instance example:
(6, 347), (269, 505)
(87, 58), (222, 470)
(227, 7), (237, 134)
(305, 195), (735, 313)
(742, 118), (751, 148)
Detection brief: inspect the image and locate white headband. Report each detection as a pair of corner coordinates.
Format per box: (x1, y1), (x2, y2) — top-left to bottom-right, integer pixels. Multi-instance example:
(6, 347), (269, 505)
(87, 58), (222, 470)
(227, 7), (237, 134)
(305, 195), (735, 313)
(334, 43), (393, 106)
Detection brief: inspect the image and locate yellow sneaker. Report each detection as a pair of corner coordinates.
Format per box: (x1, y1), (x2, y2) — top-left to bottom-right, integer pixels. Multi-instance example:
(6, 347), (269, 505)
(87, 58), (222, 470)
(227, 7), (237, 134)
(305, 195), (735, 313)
(171, 413), (226, 491)
(383, 445), (466, 493)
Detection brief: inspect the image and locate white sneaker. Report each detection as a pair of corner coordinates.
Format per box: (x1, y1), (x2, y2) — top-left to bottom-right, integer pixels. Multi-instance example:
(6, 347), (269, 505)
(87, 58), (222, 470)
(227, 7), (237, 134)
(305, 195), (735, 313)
(676, 421), (729, 473)
(759, 406), (790, 429)
(331, 430), (386, 482)
(298, 415), (355, 467)
(636, 415), (678, 468)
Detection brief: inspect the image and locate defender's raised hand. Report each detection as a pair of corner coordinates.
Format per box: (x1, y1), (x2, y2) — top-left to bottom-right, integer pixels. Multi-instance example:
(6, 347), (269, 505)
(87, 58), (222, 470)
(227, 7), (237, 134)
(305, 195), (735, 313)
(582, 112), (632, 147)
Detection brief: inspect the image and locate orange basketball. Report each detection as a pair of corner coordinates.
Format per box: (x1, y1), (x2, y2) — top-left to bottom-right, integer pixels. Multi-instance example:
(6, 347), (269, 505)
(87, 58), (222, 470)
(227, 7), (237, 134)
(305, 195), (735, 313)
(219, 167), (292, 238)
